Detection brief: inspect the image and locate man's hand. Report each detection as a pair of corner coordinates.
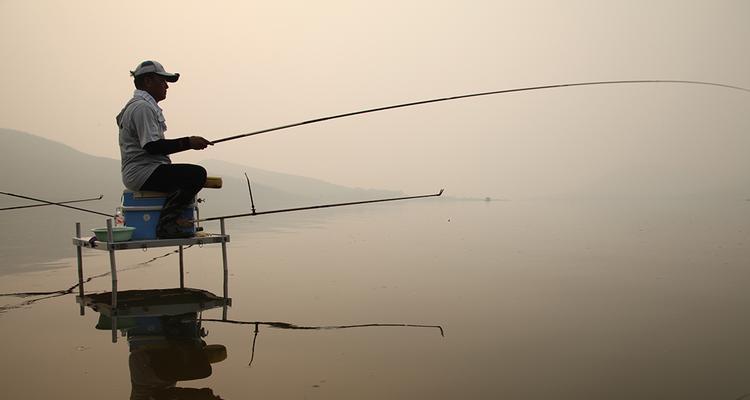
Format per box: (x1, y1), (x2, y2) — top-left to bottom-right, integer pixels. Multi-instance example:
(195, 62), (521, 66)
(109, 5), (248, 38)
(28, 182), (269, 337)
(189, 136), (213, 150)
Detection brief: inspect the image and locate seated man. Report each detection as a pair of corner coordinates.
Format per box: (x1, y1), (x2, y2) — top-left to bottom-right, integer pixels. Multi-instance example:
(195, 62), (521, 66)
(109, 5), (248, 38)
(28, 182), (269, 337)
(117, 60), (212, 239)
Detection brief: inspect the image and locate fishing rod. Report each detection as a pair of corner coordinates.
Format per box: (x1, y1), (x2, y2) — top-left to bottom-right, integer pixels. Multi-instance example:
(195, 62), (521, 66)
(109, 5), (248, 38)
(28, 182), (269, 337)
(0, 191), (114, 218)
(0, 195), (103, 211)
(211, 79), (750, 145)
(200, 189), (444, 222)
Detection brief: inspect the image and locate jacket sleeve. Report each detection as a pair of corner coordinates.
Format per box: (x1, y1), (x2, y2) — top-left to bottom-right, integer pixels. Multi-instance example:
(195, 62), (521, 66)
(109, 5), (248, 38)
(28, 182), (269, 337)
(143, 137), (192, 155)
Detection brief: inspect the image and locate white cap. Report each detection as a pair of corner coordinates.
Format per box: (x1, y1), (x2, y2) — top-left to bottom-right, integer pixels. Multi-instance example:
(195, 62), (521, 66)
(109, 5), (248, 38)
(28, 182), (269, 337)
(130, 60), (180, 82)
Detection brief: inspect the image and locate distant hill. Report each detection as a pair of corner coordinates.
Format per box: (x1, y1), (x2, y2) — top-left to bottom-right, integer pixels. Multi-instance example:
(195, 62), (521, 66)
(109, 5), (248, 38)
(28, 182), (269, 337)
(0, 128), (401, 275)
(1, 128), (123, 209)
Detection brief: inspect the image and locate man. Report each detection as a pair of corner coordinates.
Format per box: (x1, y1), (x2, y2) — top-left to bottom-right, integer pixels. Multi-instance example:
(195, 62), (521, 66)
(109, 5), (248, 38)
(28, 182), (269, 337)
(117, 60), (212, 239)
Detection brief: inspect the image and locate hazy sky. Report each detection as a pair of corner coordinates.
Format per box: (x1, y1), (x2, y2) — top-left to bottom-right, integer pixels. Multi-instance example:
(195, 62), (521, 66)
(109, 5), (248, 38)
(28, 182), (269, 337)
(1, 0), (748, 197)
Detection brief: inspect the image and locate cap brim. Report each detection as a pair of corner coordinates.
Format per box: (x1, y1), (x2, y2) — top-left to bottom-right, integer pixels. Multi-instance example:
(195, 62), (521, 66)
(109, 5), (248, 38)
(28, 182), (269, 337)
(157, 72), (180, 83)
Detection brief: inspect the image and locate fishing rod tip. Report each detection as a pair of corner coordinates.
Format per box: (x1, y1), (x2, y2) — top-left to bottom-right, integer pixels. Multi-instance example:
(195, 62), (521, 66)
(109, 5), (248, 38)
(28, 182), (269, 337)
(438, 189), (444, 196)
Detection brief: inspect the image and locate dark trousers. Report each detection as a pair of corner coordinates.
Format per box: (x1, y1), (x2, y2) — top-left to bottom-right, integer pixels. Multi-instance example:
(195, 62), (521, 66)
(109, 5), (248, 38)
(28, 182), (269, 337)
(140, 164), (207, 225)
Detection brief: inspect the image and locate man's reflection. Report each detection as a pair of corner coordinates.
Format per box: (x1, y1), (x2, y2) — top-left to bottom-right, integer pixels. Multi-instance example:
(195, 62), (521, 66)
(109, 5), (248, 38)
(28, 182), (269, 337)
(84, 288), (229, 400)
(126, 313), (225, 400)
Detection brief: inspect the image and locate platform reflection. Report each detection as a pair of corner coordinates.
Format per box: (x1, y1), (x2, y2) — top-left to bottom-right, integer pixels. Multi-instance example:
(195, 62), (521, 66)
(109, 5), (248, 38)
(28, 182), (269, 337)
(81, 288), (229, 399)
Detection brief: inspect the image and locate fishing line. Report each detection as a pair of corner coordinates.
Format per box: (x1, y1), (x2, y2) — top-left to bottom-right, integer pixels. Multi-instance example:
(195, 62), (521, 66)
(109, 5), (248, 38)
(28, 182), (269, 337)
(211, 79), (750, 145)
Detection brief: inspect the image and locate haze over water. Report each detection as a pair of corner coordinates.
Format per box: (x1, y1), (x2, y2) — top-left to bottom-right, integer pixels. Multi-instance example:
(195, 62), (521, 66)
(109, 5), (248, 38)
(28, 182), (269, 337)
(1, 1), (749, 398)
(1, 197), (749, 399)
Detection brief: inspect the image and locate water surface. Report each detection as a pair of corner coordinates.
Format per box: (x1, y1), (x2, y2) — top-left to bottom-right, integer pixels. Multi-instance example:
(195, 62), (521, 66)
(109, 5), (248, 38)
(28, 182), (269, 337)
(1, 198), (749, 399)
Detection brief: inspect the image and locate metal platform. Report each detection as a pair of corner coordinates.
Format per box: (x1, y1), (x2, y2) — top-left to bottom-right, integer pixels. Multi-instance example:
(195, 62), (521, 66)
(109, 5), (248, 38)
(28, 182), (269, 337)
(72, 234), (229, 250)
(73, 218), (232, 342)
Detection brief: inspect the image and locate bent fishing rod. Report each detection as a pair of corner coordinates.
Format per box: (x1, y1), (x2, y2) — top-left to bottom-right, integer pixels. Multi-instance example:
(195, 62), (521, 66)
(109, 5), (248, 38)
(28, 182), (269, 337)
(200, 189), (444, 222)
(211, 79), (750, 145)
(0, 195), (103, 211)
(0, 191), (113, 217)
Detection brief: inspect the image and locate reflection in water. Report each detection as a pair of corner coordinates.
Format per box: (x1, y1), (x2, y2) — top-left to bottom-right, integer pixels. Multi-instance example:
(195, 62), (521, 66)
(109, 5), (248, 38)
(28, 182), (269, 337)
(0, 246), (191, 314)
(78, 287), (444, 394)
(200, 318), (444, 367)
(126, 315), (225, 400)
(81, 288), (228, 400)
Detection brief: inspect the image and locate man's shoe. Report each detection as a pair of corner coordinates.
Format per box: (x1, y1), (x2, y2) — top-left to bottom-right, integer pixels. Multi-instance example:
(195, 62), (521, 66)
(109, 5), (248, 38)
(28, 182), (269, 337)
(156, 220), (194, 239)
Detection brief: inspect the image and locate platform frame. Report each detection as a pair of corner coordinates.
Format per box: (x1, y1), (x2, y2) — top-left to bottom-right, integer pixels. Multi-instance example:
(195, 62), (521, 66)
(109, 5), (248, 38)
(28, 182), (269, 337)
(73, 218), (231, 342)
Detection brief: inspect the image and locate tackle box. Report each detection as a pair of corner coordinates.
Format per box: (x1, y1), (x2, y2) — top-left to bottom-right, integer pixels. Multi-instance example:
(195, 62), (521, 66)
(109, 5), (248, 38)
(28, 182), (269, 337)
(121, 190), (197, 240)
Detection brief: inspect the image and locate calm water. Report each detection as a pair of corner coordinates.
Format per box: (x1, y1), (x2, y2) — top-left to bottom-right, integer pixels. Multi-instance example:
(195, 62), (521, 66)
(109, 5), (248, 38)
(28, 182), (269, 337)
(1, 198), (749, 399)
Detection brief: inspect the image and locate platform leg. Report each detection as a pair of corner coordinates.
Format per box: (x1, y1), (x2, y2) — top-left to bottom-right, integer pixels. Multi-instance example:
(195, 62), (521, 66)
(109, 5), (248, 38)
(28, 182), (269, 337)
(106, 219), (118, 343)
(220, 218), (229, 320)
(76, 223), (84, 316)
(179, 245), (185, 288)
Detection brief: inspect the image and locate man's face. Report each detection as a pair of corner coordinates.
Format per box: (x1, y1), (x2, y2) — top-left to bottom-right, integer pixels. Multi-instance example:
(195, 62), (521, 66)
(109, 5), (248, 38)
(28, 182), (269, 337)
(144, 75), (169, 102)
